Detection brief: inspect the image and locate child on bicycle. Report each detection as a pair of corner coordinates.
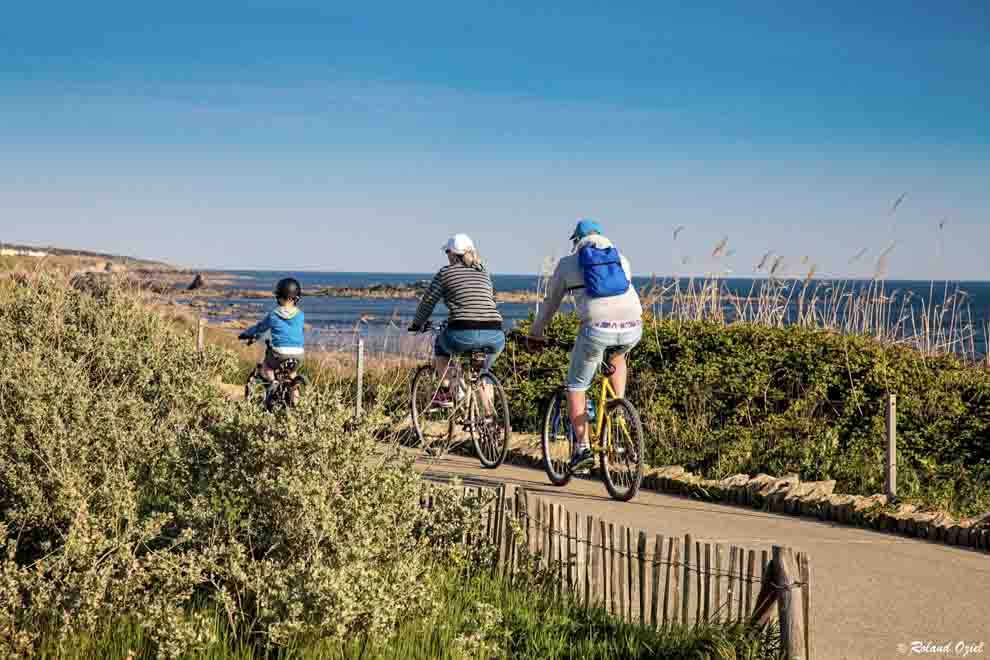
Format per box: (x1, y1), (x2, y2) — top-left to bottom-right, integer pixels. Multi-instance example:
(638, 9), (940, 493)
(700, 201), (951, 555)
(409, 234), (505, 407)
(526, 220), (642, 472)
(239, 277), (305, 386)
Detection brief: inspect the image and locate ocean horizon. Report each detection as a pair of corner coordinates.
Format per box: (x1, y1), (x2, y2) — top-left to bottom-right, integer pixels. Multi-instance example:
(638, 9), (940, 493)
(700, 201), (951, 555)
(189, 270), (990, 359)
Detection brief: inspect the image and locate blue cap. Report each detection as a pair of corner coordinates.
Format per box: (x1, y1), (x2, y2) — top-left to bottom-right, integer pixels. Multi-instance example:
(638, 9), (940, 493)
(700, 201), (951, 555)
(570, 219), (603, 241)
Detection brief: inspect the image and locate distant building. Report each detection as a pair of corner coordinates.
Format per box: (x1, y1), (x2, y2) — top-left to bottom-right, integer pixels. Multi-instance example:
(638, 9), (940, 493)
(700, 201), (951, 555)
(0, 247), (49, 258)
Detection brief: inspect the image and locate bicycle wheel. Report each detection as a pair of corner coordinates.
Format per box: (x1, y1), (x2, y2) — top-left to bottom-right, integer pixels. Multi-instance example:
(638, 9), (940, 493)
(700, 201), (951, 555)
(244, 370), (268, 407)
(288, 374), (307, 407)
(600, 398), (645, 502)
(470, 373), (510, 469)
(541, 387), (574, 487)
(411, 365), (455, 453)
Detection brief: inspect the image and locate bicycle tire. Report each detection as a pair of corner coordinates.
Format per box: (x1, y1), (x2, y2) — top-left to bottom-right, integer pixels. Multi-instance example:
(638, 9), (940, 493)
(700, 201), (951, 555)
(411, 364), (455, 452)
(541, 387), (574, 487)
(244, 370), (268, 407)
(600, 398), (645, 502)
(470, 372), (511, 469)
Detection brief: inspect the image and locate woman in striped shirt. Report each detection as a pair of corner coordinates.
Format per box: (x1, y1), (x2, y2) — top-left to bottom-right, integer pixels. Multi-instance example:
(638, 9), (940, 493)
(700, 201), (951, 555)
(409, 233), (505, 405)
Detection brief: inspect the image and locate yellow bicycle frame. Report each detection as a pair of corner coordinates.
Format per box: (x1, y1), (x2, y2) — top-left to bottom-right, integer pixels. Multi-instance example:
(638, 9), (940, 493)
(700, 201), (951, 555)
(585, 372), (637, 456)
(588, 377), (617, 452)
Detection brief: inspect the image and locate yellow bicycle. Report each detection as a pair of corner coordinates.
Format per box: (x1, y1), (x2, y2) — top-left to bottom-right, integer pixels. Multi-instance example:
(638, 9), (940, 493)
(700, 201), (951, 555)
(538, 338), (645, 502)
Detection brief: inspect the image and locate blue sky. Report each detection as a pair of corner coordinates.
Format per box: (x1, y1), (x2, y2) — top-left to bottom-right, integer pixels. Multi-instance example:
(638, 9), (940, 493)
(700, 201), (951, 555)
(2, 1), (988, 278)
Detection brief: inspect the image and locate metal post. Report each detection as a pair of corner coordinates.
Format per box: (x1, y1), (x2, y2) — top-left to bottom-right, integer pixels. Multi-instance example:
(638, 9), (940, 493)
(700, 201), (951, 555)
(356, 338), (365, 420)
(885, 394), (897, 499)
(197, 318), (206, 352)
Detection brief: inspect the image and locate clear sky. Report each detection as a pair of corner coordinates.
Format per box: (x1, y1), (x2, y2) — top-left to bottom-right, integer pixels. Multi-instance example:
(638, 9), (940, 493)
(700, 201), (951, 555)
(2, 1), (988, 279)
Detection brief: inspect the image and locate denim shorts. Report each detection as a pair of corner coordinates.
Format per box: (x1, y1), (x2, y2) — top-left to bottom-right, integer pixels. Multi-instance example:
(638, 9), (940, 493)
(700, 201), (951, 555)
(435, 328), (506, 371)
(566, 323), (642, 391)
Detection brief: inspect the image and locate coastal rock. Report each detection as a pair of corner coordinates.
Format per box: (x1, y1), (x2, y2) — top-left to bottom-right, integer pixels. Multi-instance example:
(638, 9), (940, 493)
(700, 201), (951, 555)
(783, 480), (837, 516)
(928, 514), (955, 542)
(655, 466), (687, 490)
(698, 479), (724, 501)
(968, 512), (990, 529)
(851, 494), (888, 526)
(825, 494), (856, 523)
(718, 474), (750, 503)
(889, 504), (919, 534)
(761, 474), (800, 513)
(746, 474), (776, 507)
(656, 466), (687, 479)
(719, 474), (751, 489)
(188, 273), (207, 291)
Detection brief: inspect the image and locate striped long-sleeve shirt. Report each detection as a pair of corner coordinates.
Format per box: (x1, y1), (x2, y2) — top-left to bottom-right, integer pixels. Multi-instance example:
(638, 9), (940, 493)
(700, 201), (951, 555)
(412, 264), (503, 330)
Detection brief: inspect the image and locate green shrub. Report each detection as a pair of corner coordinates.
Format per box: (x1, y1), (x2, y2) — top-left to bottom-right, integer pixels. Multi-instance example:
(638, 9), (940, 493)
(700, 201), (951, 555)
(0, 275), (449, 657)
(495, 313), (990, 516)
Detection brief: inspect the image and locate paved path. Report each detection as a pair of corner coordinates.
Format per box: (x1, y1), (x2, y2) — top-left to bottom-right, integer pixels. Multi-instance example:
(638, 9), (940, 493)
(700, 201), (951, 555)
(413, 451), (990, 660)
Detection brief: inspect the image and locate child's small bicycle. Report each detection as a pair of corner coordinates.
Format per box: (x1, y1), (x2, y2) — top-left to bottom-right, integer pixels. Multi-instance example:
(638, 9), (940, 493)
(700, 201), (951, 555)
(241, 338), (307, 410)
(524, 335), (645, 502)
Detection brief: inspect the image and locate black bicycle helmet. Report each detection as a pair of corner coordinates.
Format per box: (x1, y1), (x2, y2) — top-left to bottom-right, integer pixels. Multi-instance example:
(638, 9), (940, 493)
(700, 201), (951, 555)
(274, 277), (302, 302)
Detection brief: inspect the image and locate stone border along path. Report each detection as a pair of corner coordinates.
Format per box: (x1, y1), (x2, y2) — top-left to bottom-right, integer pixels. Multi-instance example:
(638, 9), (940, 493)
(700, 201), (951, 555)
(411, 448), (990, 660)
(444, 432), (990, 554)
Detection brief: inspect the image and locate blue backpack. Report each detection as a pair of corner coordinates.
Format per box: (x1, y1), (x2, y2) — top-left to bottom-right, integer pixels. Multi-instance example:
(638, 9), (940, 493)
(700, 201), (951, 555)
(578, 244), (630, 298)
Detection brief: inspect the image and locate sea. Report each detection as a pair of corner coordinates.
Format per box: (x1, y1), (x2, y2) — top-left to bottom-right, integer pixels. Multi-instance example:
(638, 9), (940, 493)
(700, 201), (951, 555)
(194, 271), (990, 359)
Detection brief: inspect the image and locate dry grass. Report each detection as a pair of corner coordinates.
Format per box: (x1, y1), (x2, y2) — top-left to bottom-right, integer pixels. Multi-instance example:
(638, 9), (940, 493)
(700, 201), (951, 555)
(644, 237), (986, 364)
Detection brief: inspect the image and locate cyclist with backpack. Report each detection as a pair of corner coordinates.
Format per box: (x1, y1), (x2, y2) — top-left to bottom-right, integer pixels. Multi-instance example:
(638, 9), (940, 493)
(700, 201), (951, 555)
(527, 220), (643, 472)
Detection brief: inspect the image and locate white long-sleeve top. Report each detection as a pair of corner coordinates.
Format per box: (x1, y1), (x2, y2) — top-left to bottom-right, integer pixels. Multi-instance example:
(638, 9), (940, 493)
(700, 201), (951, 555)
(531, 234), (643, 337)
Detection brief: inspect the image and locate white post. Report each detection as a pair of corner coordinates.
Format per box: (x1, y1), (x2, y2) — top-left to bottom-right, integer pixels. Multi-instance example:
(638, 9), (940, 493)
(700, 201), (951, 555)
(197, 318), (206, 352)
(356, 338), (365, 421)
(885, 394), (897, 498)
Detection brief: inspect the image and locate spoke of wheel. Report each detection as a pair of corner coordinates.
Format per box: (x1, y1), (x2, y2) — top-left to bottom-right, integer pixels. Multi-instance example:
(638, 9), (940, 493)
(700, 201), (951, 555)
(413, 368), (454, 453)
(548, 398), (570, 475)
(607, 409), (636, 491)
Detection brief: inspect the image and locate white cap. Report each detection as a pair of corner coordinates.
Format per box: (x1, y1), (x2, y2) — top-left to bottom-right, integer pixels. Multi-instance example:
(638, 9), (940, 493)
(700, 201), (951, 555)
(442, 233), (475, 255)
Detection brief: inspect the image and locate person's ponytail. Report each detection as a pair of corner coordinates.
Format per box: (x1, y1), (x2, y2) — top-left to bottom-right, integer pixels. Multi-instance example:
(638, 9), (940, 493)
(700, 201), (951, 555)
(459, 249), (484, 271)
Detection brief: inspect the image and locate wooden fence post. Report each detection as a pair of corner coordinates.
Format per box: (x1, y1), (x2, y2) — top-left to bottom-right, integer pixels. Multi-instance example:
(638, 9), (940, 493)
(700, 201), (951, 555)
(618, 526), (627, 620)
(886, 394), (897, 498)
(356, 338), (365, 421)
(681, 534), (692, 625)
(638, 531), (647, 624)
(556, 504), (564, 595)
(599, 520), (608, 610)
(651, 534), (663, 628)
(775, 547), (805, 660)
(566, 510), (574, 592)
(714, 544), (724, 623)
(608, 523), (617, 614)
(746, 550), (756, 618)
(703, 543), (712, 623)
(585, 516), (594, 609)
(626, 527), (634, 620)
(196, 318), (206, 352)
(695, 540), (702, 625)
(799, 553), (813, 660)
(728, 547), (737, 621)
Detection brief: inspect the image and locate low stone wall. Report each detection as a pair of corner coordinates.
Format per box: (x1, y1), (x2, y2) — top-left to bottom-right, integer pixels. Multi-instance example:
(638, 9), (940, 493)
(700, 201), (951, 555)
(502, 447), (990, 553)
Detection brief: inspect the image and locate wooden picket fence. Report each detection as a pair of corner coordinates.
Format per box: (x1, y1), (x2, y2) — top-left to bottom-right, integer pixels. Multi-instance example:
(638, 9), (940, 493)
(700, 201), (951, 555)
(423, 482), (813, 660)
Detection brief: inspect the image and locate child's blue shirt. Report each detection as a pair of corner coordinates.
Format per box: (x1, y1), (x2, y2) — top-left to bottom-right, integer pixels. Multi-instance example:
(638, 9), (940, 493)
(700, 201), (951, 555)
(244, 306), (305, 353)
